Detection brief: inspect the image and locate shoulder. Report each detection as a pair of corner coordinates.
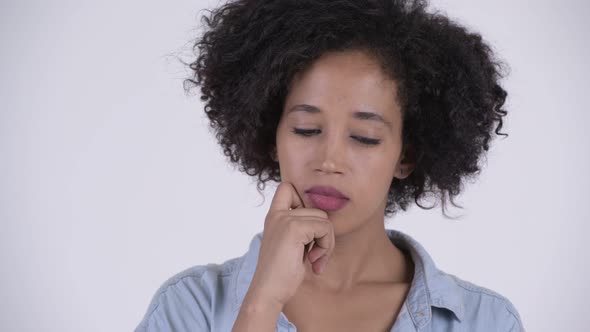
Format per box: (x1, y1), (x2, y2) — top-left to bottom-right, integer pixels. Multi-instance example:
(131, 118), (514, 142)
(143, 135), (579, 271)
(134, 256), (243, 332)
(446, 272), (525, 331)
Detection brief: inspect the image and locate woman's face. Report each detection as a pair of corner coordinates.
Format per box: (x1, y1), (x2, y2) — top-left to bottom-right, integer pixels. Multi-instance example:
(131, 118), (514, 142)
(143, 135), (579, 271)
(275, 49), (413, 233)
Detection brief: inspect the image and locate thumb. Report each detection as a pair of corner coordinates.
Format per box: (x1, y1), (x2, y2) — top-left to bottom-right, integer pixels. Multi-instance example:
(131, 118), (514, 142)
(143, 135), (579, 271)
(269, 182), (304, 213)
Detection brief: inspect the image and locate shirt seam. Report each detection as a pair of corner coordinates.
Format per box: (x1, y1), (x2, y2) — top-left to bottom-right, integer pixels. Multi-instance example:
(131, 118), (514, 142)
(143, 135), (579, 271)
(420, 264), (433, 327)
(454, 279), (509, 302)
(504, 303), (525, 331)
(232, 255), (248, 313)
(142, 268), (209, 330)
(454, 280), (524, 329)
(220, 258), (241, 276)
(407, 237), (433, 329)
(406, 254), (433, 328)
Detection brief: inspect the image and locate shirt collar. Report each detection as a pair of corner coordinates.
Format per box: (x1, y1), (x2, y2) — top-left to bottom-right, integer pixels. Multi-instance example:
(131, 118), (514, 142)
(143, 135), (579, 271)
(386, 229), (465, 327)
(232, 229), (464, 327)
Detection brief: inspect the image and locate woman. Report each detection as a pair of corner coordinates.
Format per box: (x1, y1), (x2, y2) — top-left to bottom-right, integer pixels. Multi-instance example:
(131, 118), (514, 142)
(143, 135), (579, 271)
(135, 0), (524, 331)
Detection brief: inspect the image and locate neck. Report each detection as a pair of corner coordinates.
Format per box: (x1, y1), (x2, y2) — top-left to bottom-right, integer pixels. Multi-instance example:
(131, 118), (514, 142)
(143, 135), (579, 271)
(303, 213), (412, 293)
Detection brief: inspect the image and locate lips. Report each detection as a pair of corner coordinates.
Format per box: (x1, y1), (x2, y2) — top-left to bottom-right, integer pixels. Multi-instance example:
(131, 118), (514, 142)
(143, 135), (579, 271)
(305, 185), (349, 211)
(305, 186), (349, 199)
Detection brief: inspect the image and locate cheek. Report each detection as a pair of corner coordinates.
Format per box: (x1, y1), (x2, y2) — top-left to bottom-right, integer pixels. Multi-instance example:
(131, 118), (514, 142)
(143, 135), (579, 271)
(276, 140), (312, 179)
(355, 152), (397, 189)
(359, 148), (394, 169)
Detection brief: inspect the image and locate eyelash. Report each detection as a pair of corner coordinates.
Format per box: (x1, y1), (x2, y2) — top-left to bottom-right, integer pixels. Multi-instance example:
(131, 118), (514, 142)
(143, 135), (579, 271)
(291, 128), (381, 146)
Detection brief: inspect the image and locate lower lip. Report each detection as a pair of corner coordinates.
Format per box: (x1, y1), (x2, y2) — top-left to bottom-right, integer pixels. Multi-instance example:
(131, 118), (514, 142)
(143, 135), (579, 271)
(307, 193), (349, 211)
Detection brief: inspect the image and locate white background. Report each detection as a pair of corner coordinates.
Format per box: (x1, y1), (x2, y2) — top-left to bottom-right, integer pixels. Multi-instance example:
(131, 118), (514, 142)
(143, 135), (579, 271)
(1, 0), (588, 331)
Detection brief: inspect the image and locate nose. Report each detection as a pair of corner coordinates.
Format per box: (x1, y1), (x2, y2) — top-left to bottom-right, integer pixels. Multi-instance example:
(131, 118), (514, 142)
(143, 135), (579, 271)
(316, 132), (345, 175)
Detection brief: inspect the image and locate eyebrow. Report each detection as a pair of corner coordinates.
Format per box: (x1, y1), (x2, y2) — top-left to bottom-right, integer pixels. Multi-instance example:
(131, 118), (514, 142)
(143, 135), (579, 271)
(287, 104), (392, 128)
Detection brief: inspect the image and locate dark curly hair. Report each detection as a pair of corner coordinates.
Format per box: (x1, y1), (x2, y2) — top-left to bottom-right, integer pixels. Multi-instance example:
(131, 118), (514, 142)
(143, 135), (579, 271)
(183, 0), (509, 219)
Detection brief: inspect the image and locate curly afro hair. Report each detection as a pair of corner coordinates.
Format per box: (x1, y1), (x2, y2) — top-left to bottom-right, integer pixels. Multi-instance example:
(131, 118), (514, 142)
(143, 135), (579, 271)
(183, 0), (509, 218)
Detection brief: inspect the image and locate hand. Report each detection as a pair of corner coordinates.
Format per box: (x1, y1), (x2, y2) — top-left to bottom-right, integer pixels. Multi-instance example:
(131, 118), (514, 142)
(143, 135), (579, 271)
(247, 181), (335, 309)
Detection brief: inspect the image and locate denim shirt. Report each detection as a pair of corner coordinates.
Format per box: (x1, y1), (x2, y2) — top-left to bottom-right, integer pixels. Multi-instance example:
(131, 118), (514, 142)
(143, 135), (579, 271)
(135, 229), (525, 331)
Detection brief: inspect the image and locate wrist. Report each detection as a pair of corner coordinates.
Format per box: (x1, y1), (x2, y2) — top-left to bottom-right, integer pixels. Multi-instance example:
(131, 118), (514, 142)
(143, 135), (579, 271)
(241, 288), (284, 315)
(232, 289), (284, 332)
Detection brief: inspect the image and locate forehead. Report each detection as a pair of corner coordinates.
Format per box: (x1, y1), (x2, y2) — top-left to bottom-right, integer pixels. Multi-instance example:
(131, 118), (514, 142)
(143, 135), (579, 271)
(284, 49), (401, 123)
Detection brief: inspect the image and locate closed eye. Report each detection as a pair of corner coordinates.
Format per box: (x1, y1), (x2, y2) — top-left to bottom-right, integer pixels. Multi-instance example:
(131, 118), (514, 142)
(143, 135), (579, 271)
(291, 128), (381, 146)
(292, 128), (320, 136)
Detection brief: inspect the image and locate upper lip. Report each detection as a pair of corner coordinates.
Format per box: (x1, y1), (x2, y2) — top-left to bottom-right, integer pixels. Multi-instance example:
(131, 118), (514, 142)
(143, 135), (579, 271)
(305, 185), (349, 199)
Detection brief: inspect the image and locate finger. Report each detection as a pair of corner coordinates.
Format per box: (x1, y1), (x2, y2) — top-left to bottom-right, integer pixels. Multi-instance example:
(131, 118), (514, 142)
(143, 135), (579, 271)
(299, 218), (334, 256)
(303, 241), (313, 263)
(288, 207), (329, 219)
(312, 253), (330, 274)
(308, 245), (327, 263)
(269, 182), (304, 213)
(308, 219), (335, 265)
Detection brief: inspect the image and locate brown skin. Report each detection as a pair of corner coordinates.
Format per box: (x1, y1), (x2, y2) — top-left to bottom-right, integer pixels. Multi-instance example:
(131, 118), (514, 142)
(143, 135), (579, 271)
(232, 49), (416, 332)
(233, 181), (336, 332)
(275, 49), (415, 292)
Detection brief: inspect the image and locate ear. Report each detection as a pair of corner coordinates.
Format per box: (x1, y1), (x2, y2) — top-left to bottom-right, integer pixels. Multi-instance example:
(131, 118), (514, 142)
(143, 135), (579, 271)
(396, 144), (416, 179)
